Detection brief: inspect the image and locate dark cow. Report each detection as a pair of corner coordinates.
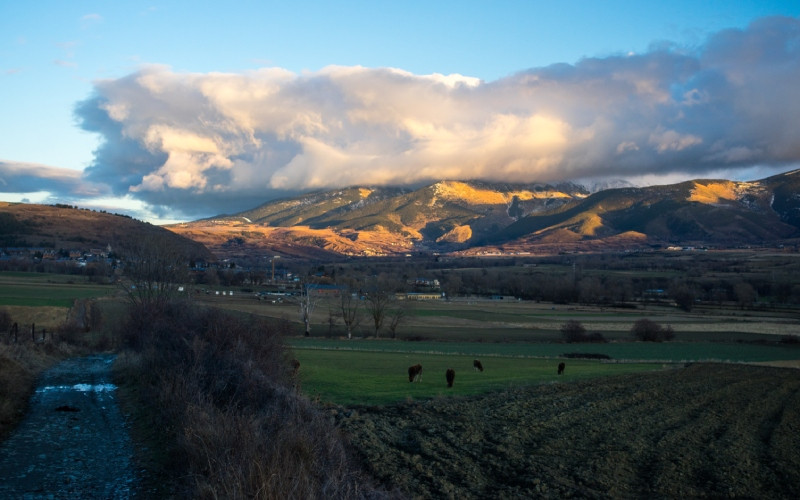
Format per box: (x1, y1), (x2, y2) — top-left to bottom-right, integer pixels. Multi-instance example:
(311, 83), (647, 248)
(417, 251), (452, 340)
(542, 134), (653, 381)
(408, 363), (423, 382)
(446, 368), (455, 388)
(558, 362), (566, 375)
(473, 359), (484, 372)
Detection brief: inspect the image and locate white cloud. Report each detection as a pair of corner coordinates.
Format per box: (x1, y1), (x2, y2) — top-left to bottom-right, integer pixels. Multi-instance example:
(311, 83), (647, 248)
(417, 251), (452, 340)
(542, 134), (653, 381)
(63, 16), (800, 219)
(648, 128), (703, 153)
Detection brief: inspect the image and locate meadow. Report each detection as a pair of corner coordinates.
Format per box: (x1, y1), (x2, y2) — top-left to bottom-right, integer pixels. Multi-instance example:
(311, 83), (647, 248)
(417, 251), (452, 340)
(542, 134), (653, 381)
(287, 337), (800, 405)
(0, 272), (116, 308)
(289, 346), (664, 405)
(193, 272), (800, 406)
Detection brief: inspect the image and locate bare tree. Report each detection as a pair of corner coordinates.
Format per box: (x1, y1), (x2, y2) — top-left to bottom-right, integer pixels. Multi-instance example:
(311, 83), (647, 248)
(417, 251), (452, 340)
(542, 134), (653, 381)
(386, 300), (410, 339)
(339, 289), (361, 339)
(326, 308), (338, 337)
(119, 235), (189, 313)
(364, 290), (391, 337)
(248, 268), (266, 286)
(299, 284), (318, 337)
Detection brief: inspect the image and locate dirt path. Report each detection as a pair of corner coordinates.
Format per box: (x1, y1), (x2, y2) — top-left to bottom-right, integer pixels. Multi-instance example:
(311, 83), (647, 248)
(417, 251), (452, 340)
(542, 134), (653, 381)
(0, 354), (139, 498)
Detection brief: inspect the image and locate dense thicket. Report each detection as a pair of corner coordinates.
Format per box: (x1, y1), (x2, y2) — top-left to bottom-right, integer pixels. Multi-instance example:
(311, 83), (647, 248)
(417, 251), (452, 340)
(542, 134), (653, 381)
(116, 302), (387, 498)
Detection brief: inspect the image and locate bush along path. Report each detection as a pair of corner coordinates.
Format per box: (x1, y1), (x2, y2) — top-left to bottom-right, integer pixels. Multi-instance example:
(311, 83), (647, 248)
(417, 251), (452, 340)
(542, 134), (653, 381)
(0, 354), (139, 498)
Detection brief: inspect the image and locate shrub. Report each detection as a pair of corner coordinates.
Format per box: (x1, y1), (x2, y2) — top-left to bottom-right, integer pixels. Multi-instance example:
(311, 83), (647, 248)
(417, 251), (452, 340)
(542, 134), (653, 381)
(630, 318), (675, 342)
(0, 309), (11, 334)
(671, 286), (695, 312)
(560, 320), (587, 343)
(560, 321), (606, 343)
(117, 302), (383, 498)
(562, 352), (612, 359)
(587, 332), (608, 343)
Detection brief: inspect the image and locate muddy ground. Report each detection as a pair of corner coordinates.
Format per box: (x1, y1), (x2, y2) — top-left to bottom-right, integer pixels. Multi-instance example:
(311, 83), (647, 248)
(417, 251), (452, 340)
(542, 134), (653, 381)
(333, 363), (800, 499)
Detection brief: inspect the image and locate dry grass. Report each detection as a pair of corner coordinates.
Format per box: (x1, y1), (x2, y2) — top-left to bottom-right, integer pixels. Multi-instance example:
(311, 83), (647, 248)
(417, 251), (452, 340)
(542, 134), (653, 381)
(0, 300), (122, 440)
(688, 181), (736, 203)
(0, 338), (82, 440)
(168, 222), (415, 258)
(115, 301), (388, 498)
(432, 180), (573, 204)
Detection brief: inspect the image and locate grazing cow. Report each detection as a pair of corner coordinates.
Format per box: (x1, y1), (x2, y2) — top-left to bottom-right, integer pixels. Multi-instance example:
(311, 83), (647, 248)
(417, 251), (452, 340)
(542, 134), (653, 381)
(473, 359), (484, 372)
(446, 368), (455, 388)
(558, 362), (566, 375)
(408, 364), (423, 383)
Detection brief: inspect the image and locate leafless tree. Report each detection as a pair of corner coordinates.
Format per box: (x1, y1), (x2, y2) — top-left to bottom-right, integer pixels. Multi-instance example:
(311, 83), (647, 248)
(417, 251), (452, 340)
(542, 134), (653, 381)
(339, 289), (361, 339)
(299, 284), (318, 337)
(364, 290), (391, 337)
(248, 268), (266, 286)
(387, 300), (411, 339)
(118, 234), (190, 314)
(326, 308), (338, 337)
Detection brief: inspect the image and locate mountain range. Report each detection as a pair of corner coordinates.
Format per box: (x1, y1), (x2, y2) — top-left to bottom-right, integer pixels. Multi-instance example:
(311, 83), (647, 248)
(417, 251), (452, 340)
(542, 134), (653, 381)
(166, 169), (800, 260)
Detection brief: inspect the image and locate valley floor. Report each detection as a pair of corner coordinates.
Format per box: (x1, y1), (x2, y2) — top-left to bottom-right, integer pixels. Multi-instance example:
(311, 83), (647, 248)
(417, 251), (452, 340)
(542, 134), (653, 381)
(333, 363), (800, 499)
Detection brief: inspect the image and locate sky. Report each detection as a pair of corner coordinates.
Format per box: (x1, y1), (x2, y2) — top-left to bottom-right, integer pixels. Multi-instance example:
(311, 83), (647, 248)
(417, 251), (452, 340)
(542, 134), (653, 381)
(1, 1), (800, 223)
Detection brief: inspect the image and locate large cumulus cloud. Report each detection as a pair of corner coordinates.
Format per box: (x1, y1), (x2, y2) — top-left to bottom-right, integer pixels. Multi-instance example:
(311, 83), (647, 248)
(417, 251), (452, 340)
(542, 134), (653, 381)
(75, 16), (800, 218)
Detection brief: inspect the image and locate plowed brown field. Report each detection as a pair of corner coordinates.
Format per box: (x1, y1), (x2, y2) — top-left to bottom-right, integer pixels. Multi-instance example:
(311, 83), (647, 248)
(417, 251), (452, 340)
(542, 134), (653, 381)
(334, 364), (800, 499)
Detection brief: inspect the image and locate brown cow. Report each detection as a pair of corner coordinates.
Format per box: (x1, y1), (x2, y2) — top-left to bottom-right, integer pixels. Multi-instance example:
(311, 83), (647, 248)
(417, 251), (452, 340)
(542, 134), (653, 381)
(408, 364), (423, 382)
(473, 359), (484, 372)
(558, 362), (565, 375)
(446, 368), (455, 388)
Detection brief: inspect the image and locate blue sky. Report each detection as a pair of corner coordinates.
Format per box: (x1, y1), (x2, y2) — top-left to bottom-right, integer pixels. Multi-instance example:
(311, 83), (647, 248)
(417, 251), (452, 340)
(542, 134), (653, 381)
(2, 1), (800, 222)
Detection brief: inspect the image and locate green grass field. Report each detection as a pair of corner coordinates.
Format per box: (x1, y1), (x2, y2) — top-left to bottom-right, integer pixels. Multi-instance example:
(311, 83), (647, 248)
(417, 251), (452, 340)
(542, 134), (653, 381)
(0, 272), (116, 307)
(286, 338), (800, 363)
(290, 347), (665, 406)
(286, 337), (800, 405)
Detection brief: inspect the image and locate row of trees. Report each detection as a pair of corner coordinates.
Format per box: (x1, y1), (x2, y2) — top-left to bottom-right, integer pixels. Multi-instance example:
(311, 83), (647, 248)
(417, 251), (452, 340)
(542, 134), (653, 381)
(301, 253), (800, 309)
(301, 284), (410, 339)
(560, 318), (675, 343)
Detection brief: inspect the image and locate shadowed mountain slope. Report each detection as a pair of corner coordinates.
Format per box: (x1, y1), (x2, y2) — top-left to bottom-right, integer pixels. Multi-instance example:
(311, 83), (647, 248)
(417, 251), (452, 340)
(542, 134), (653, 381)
(0, 202), (213, 261)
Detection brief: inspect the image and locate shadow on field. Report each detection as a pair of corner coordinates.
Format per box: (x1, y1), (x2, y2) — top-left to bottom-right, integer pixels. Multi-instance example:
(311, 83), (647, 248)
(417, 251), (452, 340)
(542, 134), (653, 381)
(334, 363), (800, 498)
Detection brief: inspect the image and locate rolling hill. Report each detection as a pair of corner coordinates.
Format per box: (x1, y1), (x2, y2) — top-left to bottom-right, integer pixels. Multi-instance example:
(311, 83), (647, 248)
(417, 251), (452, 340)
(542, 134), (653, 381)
(167, 170), (800, 259)
(0, 202), (213, 261)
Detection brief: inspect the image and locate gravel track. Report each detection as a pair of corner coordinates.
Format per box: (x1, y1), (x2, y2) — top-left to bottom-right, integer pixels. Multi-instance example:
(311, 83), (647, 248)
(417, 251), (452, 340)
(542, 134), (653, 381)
(334, 363), (800, 499)
(0, 354), (139, 499)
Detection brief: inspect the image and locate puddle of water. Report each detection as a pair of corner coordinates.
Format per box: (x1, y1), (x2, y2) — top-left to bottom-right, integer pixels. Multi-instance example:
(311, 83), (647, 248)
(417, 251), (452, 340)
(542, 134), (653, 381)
(36, 383), (118, 393)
